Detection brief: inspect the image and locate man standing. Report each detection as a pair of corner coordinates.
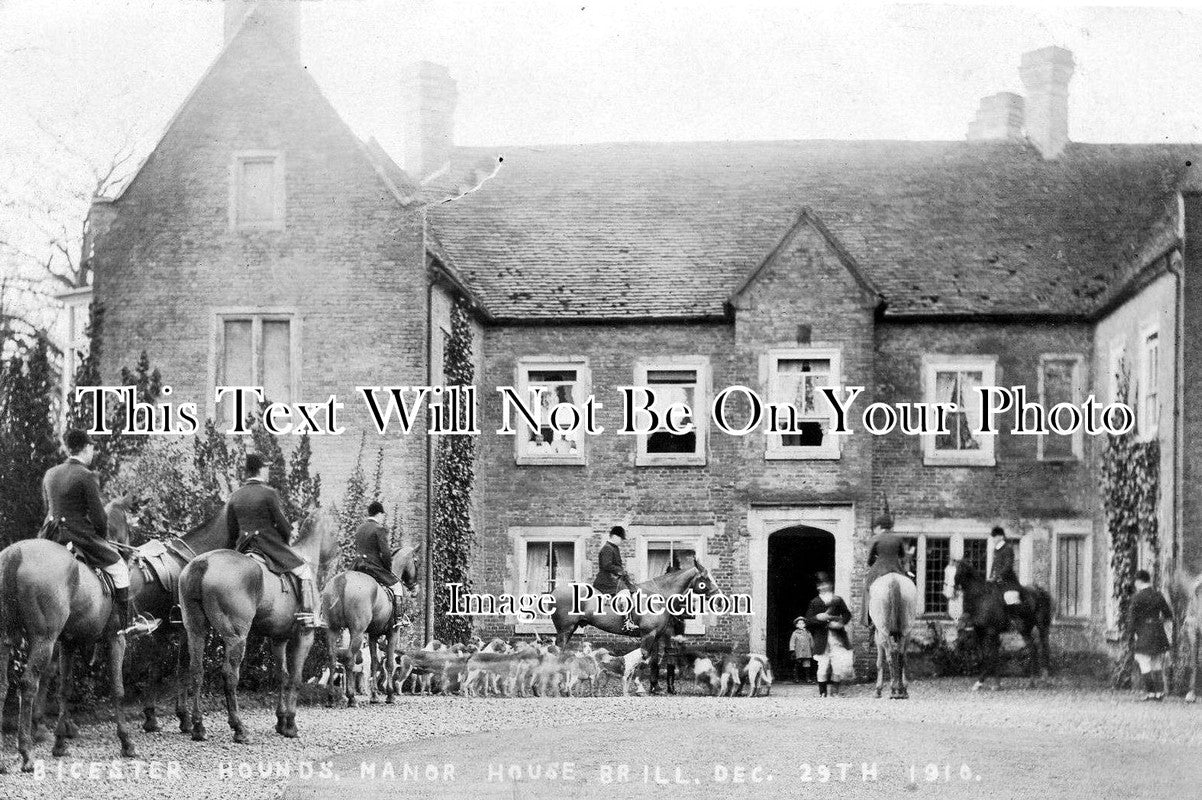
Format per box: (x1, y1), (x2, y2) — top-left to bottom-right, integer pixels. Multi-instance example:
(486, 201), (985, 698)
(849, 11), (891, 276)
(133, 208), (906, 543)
(1129, 569), (1172, 701)
(41, 429), (158, 636)
(862, 512), (907, 626)
(804, 572), (853, 697)
(989, 526), (1021, 606)
(226, 452), (322, 627)
(593, 525), (639, 632)
(352, 501), (407, 628)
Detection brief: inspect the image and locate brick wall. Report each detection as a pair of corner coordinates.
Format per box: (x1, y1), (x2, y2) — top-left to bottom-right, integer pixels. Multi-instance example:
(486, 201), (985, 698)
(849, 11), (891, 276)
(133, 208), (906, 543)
(92, 21), (430, 535)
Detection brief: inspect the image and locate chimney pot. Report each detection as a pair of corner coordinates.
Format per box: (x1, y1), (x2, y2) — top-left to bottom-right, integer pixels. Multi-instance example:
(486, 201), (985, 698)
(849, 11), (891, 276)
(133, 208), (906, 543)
(966, 92), (1025, 142)
(402, 61), (458, 180)
(1019, 46), (1074, 159)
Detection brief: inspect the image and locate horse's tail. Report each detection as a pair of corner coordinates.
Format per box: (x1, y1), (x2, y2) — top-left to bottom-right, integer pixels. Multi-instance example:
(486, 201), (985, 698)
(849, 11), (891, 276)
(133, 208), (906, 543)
(178, 556), (210, 637)
(887, 576), (906, 636)
(0, 545), (22, 634)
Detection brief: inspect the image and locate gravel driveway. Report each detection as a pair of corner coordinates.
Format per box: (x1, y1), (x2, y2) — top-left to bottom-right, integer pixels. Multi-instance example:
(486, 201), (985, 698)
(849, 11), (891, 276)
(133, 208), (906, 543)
(1, 680), (1198, 800)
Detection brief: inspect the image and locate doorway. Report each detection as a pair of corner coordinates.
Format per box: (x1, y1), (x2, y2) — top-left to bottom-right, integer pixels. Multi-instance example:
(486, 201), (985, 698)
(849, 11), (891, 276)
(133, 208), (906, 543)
(766, 526), (836, 674)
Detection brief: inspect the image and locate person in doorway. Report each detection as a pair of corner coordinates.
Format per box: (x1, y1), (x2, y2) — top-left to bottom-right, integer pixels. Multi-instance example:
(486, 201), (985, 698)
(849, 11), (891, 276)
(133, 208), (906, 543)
(1129, 569), (1172, 701)
(805, 572), (853, 697)
(789, 616), (814, 683)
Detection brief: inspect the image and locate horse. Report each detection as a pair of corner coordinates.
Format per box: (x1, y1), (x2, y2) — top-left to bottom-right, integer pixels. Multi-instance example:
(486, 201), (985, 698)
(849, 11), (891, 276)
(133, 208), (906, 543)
(868, 572), (917, 698)
(943, 559), (1052, 690)
(0, 537), (139, 772)
(126, 507), (231, 734)
(321, 544), (420, 707)
(549, 563), (722, 694)
(178, 507), (338, 743)
(1174, 570), (1201, 702)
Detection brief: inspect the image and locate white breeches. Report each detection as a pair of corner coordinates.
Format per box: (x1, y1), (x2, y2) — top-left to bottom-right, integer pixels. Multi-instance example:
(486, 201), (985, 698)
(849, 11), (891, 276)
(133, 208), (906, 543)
(100, 558), (131, 589)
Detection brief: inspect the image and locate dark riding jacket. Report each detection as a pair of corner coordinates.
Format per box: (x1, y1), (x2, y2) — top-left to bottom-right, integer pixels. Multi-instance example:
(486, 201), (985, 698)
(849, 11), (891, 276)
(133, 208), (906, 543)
(353, 518), (401, 586)
(593, 541), (635, 595)
(989, 540), (1019, 589)
(40, 458), (120, 567)
(1130, 587), (1172, 656)
(864, 531), (908, 587)
(804, 595), (852, 654)
(225, 479), (304, 574)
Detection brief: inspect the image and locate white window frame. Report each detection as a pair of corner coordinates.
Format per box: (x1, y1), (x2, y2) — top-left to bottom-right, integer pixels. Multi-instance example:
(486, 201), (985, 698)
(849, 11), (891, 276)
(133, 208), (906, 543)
(633, 358), (709, 467)
(1037, 354), (1084, 462)
(229, 150), (286, 231)
(893, 519), (1027, 617)
(1050, 521), (1093, 622)
(1107, 341), (1127, 405)
(631, 525), (712, 634)
(512, 356), (590, 466)
(207, 308), (301, 421)
(1139, 326), (1160, 439)
(921, 355), (998, 467)
(511, 526), (590, 634)
(761, 347), (843, 460)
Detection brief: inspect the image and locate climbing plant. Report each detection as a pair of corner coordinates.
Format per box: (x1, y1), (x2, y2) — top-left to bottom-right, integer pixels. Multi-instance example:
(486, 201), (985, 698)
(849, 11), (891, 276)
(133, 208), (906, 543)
(1099, 362), (1160, 688)
(431, 297), (476, 642)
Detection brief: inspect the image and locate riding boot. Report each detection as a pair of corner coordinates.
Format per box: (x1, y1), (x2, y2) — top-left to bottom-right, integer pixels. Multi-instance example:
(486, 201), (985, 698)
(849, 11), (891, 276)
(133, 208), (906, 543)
(391, 591), (407, 629)
(297, 578), (324, 629)
(114, 587), (159, 636)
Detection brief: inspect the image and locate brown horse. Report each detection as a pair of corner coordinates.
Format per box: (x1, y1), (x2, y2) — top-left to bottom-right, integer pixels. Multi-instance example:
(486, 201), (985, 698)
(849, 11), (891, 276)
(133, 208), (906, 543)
(550, 564), (722, 694)
(868, 572), (917, 698)
(0, 538), (137, 772)
(126, 508), (231, 734)
(1174, 570), (1200, 702)
(178, 508), (338, 743)
(322, 544), (420, 707)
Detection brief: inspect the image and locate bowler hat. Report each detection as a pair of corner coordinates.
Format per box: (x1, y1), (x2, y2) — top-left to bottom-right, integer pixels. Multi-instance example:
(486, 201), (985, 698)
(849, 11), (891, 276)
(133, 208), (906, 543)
(367, 500), (385, 517)
(609, 525), (627, 540)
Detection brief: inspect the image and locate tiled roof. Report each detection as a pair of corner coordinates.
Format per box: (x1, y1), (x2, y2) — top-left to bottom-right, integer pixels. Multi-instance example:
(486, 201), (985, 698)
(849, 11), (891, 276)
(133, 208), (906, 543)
(426, 139), (1197, 320)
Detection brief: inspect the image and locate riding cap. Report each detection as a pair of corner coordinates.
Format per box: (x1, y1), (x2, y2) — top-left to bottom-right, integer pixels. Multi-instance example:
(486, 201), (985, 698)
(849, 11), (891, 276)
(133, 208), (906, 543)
(872, 512), (894, 531)
(245, 451), (270, 475)
(1134, 569), (1152, 583)
(367, 500), (385, 516)
(990, 525), (1006, 538)
(609, 525), (627, 539)
(64, 428), (91, 453)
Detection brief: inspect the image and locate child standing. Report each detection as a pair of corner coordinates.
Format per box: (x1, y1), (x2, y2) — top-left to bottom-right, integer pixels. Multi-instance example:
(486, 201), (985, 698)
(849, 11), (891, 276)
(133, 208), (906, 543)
(789, 616), (814, 683)
(1129, 569), (1172, 701)
(805, 572), (854, 697)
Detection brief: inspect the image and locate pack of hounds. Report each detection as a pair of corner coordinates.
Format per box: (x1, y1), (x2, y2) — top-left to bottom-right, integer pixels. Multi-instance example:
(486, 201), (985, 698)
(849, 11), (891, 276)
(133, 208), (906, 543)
(316, 636), (773, 699)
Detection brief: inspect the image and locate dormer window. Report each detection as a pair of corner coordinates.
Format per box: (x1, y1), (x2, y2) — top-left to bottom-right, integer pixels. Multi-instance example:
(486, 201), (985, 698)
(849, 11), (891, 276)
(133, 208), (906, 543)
(230, 151), (285, 230)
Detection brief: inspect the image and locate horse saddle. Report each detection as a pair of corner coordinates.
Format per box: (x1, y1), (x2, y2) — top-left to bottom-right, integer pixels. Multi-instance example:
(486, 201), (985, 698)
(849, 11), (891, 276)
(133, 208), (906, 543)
(245, 552), (300, 597)
(132, 537), (183, 597)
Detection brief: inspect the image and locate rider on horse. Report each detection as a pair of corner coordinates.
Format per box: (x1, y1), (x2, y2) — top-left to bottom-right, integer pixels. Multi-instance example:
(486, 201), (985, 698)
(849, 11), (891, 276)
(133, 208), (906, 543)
(40, 429), (159, 637)
(351, 501), (407, 628)
(861, 510), (908, 627)
(989, 526), (1021, 606)
(592, 525), (639, 632)
(225, 452), (322, 628)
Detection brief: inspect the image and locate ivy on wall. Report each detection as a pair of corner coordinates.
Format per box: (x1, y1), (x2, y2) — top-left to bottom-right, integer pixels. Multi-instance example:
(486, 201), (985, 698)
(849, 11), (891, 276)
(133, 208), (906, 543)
(431, 297), (476, 642)
(1099, 364), (1160, 688)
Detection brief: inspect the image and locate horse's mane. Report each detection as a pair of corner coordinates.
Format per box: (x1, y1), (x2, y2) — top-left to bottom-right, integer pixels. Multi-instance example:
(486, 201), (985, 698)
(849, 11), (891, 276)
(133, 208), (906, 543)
(639, 563), (704, 593)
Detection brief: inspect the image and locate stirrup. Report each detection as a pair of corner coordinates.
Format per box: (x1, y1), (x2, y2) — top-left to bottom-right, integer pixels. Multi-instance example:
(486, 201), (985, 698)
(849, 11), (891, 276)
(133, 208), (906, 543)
(294, 611), (324, 629)
(119, 614), (161, 637)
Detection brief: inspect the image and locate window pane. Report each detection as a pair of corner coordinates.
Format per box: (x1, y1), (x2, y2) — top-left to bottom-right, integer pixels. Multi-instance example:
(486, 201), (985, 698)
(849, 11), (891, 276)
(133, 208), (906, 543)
(261, 320), (292, 404)
(220, 320), (253, 424)
(525, 542), (551, 594)
(935, 370), (983, 452)
(1042, 358), (1076, 459)
(646, 369), (698, 454)
(525, 369), (580, 456)
(774, 357), (832, 449)
(1057, 536), (1085, 617)
(924, 537), (951, 615)
(551, 542), (575, 588)
(238, 159), (276, 223)
(963, 537), (989, 578)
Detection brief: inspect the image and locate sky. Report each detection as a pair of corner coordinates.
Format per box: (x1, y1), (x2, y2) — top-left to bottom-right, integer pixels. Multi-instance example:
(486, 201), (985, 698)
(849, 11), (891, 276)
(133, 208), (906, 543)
(2, 0), (1201, 334)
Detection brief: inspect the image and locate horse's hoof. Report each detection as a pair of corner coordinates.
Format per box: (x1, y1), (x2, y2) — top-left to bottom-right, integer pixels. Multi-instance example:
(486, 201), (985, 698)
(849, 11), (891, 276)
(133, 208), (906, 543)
(52, 740), (69, 758)
(384, 695), (396, 705)
(34, 729), (48, 744)
(143, 718), (161, 734)
(281, 727), (299, 739)
(875, 688), (883, 698)
(20, 761), (35, 774)
(233, 731), (252, 745)
(347, 696), (358, 708)
(121, 744), (138, 759)
(191, 728), (207, 742)
(1186, 692), (1197, 704)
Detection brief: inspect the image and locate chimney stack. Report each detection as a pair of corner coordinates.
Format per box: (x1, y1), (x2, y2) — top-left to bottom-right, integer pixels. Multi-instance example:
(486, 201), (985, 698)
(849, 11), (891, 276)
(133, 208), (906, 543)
(224, 0), (300, 62)
(402, 61), (458, 180)
(1019, 46), (1074, 159)
(966, 92), (1025, 142)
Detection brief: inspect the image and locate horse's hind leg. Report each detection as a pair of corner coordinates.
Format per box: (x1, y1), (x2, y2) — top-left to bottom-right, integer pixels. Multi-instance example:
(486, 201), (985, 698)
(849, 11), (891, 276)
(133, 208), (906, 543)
(142, 631), (163, 732)
(273, 638), (289, 735)
(1188, 626), (1199, 703)
(344, 631), (363, 708)
(383, 630), (398, 704)
(109, 633), (137, 758)
(220, 634), (250, 744)
(875, 636), (885, 698)
(174, 633), (191, 733)
(323, 629), (339, 708)
(0, 637), (13, 773)
(51, 644), (75, 757)
(185, 626), (208, 741)
(280, 632), (313, 738)
(17, 637), (55, 772)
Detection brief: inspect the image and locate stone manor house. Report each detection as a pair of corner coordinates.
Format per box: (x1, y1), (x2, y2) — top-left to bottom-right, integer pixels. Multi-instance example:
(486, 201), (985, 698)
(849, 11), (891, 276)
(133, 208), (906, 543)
(75, 1), (1201, 667)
